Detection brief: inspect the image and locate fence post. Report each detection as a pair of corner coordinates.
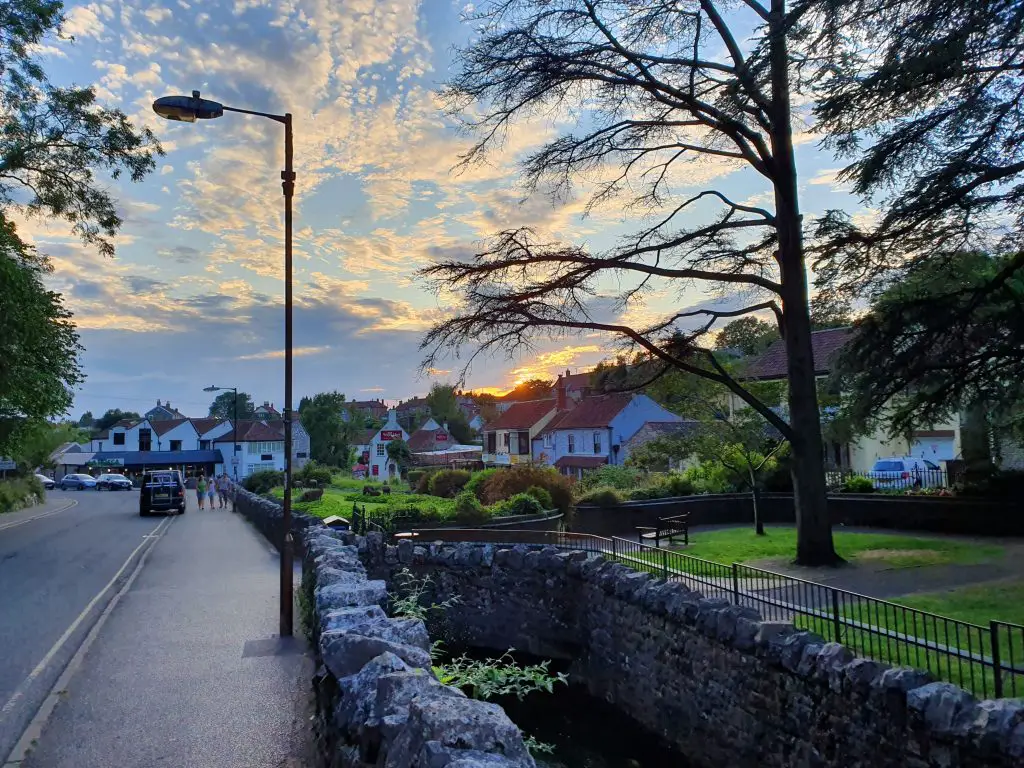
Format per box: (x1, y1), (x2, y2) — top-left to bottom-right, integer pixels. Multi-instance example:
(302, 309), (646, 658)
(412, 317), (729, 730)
(731, 563), (740, 604)
(831, 589), (842, 643)
(662, 548), (669, 580)
(611, 537), (618, 561)
(990, 620), (1003, 699)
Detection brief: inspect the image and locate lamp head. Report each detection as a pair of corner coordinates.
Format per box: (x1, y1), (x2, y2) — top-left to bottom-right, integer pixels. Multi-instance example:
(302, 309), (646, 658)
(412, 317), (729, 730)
(153, 91), (224, 122)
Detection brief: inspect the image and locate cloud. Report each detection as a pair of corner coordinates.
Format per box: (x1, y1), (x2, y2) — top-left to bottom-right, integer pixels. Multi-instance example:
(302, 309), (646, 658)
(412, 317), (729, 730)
(236, 345), (333, 360)
(63, 4), (108, 39)
(161, 164), (174, 175)
(360, 387), (386, 393)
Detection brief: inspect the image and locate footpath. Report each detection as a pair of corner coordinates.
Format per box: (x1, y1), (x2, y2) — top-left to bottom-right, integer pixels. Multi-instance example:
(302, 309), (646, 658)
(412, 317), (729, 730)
(14, 498), (314, 768)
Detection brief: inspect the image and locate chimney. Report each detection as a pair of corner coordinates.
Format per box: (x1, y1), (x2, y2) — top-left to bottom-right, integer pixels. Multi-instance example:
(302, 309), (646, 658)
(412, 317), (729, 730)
(156, 399), (162, 406)
(565, 369), (570, 377)
(556, 375), (567, 411)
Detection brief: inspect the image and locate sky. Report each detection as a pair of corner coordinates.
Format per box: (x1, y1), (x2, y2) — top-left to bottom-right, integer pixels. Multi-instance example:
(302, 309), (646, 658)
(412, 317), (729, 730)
(23, 0), (864, 421)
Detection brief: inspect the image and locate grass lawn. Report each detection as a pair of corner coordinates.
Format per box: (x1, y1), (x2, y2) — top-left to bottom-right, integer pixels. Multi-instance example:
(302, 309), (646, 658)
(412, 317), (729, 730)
(891, 580), (1024, 626)
(272, 486), (456, 521)
(678, 526), (1004, 569)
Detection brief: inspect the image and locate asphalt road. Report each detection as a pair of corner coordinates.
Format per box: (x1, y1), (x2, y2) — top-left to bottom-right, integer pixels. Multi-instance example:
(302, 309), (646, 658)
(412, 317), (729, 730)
(0, 488), (165, 760)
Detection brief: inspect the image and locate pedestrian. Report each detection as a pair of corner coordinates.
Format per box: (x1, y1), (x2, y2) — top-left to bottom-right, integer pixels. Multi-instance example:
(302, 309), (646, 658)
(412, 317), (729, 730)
(197, 474), (207, 510)
(207, 473), (217, 509)
(218, 473), (232, 509)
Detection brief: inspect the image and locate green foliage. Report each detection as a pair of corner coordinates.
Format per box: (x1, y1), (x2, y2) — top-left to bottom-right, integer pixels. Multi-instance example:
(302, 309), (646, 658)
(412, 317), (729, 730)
(681, 463), (736, 494)
(842, 475), (876, 494)
(663, 472), (695, 496)
(296, 461), (333, 487)
(575, 486), (623, 507)
(714, 317), (780, 356)
(208, 391), (256, 420)
(434, 650), (567, 703)
(428, 469), (472, 498)
(9, 421), (84, 471)
(453, 490), (488, 524)
(243, 469), (284, 494)
(94, 408), (142, 432)
(488, 493), (544, 517)
(523, 485), (553, 509)
(414, 471), (433, 494)
(386, 439), (413, 472)
(574, 465), (642, 493)
(957, 469), (1024, 500)
(464, 468), (498, 500)
(406, 470), (426, 487)
(479, 466), (573, 514)
(0, 475), (45, 514)
(299, 392), (352, 467)
(390, 568), (461, 623)
(425, 384), (474, 443)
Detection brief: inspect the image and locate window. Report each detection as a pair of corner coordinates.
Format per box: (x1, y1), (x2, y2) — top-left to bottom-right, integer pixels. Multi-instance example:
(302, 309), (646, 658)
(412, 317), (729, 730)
(567, 434), (575, 454)
(247, 441), (283, 454)
(518, 431), (530, 455)
(169, 440), (182, 451)
(543, 433), (553, 448)
(138, 429), (151, 452)
(296, 452), (308, 459)
(199, 440), (210, 450)
(502, 432), (510, 449)
(593, 431), (601, 454)
(246, 462), (275, 475)
(113, 432), (125, 446)
(376, 444), (386, 456)
(486, 432), (497, 453)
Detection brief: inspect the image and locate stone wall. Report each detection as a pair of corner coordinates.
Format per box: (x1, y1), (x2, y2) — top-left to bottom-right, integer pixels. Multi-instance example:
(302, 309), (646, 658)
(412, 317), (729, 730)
(302, 529), (536, 768)
(233, 487), (323, 558)
(363, 538), (1023, 768)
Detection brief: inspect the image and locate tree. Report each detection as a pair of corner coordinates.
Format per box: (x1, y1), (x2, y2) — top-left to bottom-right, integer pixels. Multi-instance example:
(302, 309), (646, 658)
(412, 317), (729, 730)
(386, 439), (412, 475)
(10, 421), (86, 471)
(94, 409), (141, 433)
(208, 392), (255, 421)
(799, 0), (1024, 304)
(502, 378), (553, 401)
(78, 411), (94, 429)
(715, 317), (780, 357)
(300, 391), (354, 467)
(425, 384), (474, 443)
(421, 0), (839, 565)
(833, 251), (1024, 443)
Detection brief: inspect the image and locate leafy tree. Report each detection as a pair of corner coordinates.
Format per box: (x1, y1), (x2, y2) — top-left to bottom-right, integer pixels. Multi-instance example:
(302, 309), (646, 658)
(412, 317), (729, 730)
(421, 0), (840, 564)
(501, 378), (552, 401)
(715, 317), (780, 357)
(833, 251), (1024, 443)
(424, 384), (473, 443)
(208, 391), (256, 421)
(94, 409), (141, 432)
(300, 391), (354, 467)
(77, 411), (94, 428)
(10, 420), (85, 471)
(386, 439), (412, 475)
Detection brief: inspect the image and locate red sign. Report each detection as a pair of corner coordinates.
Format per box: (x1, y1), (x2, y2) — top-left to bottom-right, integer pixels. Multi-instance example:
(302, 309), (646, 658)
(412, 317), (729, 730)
(380, 430), (403, 441)
(372, 465), (379, 476)
(435, 431), (449, 441)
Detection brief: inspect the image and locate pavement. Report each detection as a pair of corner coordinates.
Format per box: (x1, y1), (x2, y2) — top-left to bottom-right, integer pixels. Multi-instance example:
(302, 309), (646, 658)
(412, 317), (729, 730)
(0, 488), (313, 768)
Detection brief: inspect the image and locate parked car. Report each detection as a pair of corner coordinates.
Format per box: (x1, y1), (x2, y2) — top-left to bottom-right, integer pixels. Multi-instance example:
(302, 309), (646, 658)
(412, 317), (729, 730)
(34, 473), (55, 490)
(59, 473), (97, 491)
(140, 470), (186, 516)
(869, 457), (944, 490)
(96, 473), (134, 491)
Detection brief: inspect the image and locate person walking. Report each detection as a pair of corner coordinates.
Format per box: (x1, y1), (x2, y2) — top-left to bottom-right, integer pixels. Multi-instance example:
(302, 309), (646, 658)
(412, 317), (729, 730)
(196, 474), (208, 510)
(207, 474), (217, 509)
(217, 473), (232, 509)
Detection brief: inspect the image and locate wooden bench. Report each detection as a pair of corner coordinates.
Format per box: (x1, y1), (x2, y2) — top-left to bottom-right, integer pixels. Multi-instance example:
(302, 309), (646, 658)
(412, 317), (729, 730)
(636, 512), (690, 547)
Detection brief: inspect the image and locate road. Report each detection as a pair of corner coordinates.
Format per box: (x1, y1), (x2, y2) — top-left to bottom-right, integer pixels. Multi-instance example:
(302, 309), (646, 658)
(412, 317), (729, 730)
(0, 488), (166, 760)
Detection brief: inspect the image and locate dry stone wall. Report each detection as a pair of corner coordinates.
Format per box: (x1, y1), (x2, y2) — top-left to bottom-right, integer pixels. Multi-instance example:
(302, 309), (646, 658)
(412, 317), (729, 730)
(361, 536), (1024, 768)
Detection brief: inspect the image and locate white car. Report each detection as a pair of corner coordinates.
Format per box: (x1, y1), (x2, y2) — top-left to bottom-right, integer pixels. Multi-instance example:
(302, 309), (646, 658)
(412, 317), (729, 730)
(34, 473), (55, 490)
(869, 457), (945, 490)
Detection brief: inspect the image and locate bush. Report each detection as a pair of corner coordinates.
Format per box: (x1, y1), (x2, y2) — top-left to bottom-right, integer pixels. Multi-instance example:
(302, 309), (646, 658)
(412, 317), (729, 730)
(681, 463), (736, 494)
(762, 463), (794, 492)
(296, 461), (333, 488)
(415, 472), (432, 494)
(842, 475), (876, 494)
(662, 473), (695, 497)
(523, 485), (553, 509)
(575, 486), (624, 507)
(465, 469), (498, 501)
(489, 492), (545, 518)
(575, 465), (642, 493)
(429, 469), (472, 498)
(453, 490), (488, 524)
(243, 469), (284, 494)
(958, 469), (1024, 499)
(479, 466), (574, 514)
(0, 476), (45, 514)
(626, 485), (671, 501)
(406, 470), (426, 487)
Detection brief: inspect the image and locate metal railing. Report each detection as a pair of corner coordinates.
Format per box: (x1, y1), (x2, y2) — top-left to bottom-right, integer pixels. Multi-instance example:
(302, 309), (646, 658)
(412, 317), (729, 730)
(826, 468), (958, 492)
(407, 528), (1023, 699)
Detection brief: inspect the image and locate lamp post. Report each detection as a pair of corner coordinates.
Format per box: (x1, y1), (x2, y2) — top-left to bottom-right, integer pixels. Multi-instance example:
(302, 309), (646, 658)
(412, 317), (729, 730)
(160, 91), (294, 637)
(202, 385), (239, 481)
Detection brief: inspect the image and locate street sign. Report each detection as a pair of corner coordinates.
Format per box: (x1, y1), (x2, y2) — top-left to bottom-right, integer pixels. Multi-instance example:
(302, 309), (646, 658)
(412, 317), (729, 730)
(232, 457), (239, 466)
(0, 459), (16, 471)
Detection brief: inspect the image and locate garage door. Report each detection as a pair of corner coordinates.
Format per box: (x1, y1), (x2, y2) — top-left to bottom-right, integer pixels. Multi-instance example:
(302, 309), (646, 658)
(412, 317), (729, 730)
(910, 436), (955, 462)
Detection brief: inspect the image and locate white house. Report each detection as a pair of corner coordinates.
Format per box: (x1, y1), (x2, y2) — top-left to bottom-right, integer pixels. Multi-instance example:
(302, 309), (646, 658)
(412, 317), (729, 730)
(361, 410), (409, 479)
(91, 418), (154, 452)
(151, 419), (200, 452)
(145, 399), (186, 421)
(532, 392), (684, 478)
(482, 400), (558, 466)
(218, 417), (311, 479)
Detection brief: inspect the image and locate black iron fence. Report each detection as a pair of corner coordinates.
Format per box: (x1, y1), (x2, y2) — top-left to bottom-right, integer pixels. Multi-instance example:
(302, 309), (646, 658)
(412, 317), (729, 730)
(826, 467), (958, 492)
(407, 528), (1023, 699)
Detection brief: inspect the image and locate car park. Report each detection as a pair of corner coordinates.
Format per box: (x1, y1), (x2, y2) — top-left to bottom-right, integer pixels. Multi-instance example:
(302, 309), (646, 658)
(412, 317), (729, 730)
(34, 473), (55, 490)
(96, 473), (134, 491)
(140, 470), (186, 516)
(59, 473), (98, 491)
(869, 456), (945, 490)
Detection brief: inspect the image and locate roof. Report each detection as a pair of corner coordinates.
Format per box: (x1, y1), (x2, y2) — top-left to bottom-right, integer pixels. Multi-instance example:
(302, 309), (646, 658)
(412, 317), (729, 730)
(747, 327), (853, 380)
(554, 456), (608, 469)
(189, 418), (226, 437)
(239, 421), (285, 441)
(624, 421), (700, 450)
(540, 394), (633, 432)
(396, 397), (428, 412)
(561, 372), (593, 391)
(111, 418), (142, 429)
(485, 400), (556, 431)
(91, 450), (224, 465)
(407, 426), (455, 452)
(354, 429), (376, 447)
(150, 419), (197, 436)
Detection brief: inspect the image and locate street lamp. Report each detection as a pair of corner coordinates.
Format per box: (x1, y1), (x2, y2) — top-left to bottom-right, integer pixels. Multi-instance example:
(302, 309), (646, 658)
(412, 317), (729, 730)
(160, 91), (295, 637)
(202, 385), (239, 481)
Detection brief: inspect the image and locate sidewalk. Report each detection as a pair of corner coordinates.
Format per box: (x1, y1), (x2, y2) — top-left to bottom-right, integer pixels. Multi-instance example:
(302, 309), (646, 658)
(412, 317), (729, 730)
(0, 495), (78, 532)
(20, 500), (313, 768)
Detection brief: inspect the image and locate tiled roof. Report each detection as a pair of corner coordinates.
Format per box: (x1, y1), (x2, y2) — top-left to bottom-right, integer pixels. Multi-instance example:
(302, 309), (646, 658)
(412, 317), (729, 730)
(561, 372), (594, 391)
(239, 421), (285, 441)
(485, 400), (556, 430)
(396, 397), (428, 412)
(625, 421), (700, 451)
(189, 418), (226, 437)
(554, 456), (608, 469)
(407, 427), (454, 452)
(540, 394), (633, 432)
(746, 327), (853, 380)
(150, 419), (196, 436)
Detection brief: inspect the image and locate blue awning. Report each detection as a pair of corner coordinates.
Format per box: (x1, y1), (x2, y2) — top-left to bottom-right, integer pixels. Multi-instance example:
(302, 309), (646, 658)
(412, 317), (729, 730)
(88, 450), (224, 467)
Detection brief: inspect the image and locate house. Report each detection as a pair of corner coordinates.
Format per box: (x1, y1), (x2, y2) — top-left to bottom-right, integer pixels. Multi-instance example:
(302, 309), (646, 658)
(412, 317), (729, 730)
(495, 369), (595, 413)
(150, 419), (200, 453)
(742, 327), (964, 473)
(213, 417), (310, 479)
(145, 399), (186, 421)
(407, 418), (458, 454)
(482, 400), (558, 466)
(343, 399), (389, 423)
(254, 401), (281, 420)
(90, 418), (154, 452)
(395, 397), (430, 431)
(532, 390), (684, 478)
(360, 410), (409, 479)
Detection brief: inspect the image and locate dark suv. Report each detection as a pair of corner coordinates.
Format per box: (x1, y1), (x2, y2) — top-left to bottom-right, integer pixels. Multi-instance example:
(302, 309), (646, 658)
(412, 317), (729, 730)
(140, 470), (186, 516)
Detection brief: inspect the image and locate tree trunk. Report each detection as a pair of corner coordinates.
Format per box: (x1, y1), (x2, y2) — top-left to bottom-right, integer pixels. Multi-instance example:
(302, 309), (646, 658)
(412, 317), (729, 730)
(768, 0), (839, 566)
(750, 474), (765, 536)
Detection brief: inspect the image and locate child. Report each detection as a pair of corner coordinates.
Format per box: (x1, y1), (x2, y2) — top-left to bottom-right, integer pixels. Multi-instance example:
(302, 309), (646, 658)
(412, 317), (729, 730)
(197, 475), (207, 510)
(207, 475), (217, 509)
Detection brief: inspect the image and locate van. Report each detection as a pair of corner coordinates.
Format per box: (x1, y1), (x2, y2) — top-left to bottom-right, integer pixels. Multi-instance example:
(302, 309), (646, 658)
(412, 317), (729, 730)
(140, 470), (187, 516)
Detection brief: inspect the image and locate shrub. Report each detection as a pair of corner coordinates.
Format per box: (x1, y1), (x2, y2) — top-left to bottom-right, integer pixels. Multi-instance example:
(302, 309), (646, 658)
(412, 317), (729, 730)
(406, 470), (426, 487)
(762, 463), (794, 492)
(480, 466), (573, 514)
(429, 469), (472, 498)
(842, 475), (875, 494)
(958, 469), (1024, 499)
(415, 472), (432, 494)
(626, 485), (671, 501)
(575, 486), (624, 507)
(681, 463), (735, 494)
(465, 468), (498, 500)
(662, 473), (694, 497)
(523, 485), (553, 510)
(0, 477), (45, 514)
(296, 461), (333, 488)
(489, 492), (545, 517)
(453, 490), (488, 524)
(575, 465), (642, 493)
(243, 469), (284, 494)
